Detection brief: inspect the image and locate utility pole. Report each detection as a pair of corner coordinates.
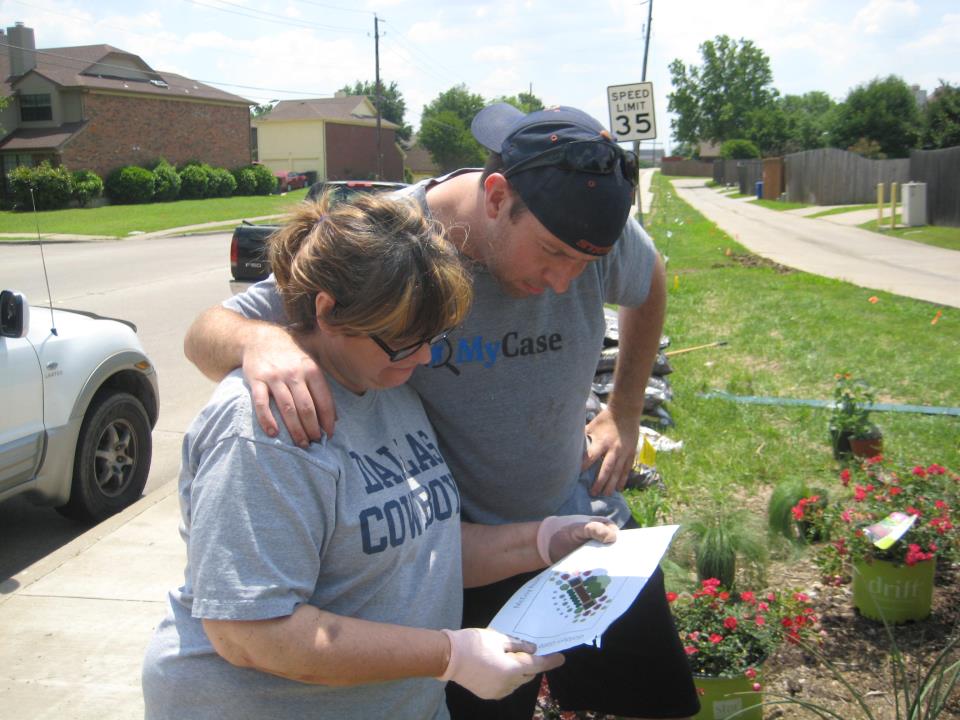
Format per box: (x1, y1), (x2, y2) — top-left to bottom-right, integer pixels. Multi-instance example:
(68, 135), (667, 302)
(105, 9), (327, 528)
(374, 14), (383, 180)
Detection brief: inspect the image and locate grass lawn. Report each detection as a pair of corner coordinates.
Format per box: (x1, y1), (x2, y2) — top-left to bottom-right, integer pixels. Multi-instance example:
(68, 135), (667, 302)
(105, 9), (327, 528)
(629, 172), (959, 516)
(859, 217), (960, 252)
(806, 203), (877, 218)
(750, 198), (808, 211)
(0, 189), (309, 239)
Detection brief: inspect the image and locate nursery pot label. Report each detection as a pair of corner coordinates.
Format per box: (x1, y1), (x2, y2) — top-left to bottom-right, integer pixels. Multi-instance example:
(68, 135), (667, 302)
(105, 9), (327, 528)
(852, 559), (934, 623)
(693, 673), (763, 720)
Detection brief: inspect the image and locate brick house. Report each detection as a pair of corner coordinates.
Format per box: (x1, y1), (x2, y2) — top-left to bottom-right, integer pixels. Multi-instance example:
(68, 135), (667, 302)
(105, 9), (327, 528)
(253, 95), (404, 182)
(0, 22), (251, 194)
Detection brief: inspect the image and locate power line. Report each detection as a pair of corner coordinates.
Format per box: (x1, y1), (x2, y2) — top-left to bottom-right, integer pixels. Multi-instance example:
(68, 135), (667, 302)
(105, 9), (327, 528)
(181, 0), (366, 34)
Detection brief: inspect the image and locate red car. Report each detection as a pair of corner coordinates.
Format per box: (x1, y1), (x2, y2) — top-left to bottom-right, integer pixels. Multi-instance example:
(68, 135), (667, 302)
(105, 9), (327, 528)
(274, 171), (309, 192)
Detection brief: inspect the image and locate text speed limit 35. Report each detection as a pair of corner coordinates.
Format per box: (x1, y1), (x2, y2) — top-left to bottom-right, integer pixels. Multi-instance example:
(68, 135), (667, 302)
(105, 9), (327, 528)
(607, 82), (657, 142)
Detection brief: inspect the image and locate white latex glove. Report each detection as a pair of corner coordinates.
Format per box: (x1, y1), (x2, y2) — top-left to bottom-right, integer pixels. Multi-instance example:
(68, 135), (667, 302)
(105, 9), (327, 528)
(536, 515), (618, 565)
(437, 628), (564, 699)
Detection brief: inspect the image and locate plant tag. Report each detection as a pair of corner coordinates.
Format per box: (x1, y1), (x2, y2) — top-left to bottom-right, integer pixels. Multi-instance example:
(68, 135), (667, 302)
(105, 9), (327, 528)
(864, 511), (917, 550)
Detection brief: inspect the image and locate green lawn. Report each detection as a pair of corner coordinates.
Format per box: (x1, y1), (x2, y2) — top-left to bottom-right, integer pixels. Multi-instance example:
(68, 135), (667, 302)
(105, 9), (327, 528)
(749, 198), (807, 211)
(805, 203), (877, 218)
(630, 173), (959, 517)
(859, 218), (960, 251)
(0, 189), (309, 239)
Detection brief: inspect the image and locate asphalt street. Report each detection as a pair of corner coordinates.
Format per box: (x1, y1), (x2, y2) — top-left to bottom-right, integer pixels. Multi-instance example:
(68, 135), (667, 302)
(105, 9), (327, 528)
(1, 233), (237, 578)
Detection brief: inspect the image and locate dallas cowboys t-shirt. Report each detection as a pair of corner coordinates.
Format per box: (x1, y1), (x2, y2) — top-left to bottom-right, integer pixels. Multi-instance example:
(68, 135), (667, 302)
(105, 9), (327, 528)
(142, 371), (462, 719)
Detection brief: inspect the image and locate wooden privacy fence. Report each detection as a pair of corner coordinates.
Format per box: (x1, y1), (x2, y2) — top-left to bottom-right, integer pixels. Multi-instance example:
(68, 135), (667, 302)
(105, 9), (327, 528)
(910, 147), (960, 227)
(712, 159), (740, 185)
(784, 148), (909, 205)
(737, 160), (763, 196)
(661, 158), (713, 177)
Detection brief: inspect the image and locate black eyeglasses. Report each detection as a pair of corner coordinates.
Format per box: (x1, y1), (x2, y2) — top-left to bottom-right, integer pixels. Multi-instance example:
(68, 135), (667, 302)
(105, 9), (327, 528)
(504, 140), (639, 186)
(370, 330), (452, 362)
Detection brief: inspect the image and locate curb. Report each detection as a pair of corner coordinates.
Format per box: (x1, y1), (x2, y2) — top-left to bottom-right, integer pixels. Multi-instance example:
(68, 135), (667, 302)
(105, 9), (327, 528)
(0, 479), (178, 603)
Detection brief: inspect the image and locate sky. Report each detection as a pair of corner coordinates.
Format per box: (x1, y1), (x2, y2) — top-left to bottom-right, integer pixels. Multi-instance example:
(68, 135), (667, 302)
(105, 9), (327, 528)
(2, 0), (958, 153)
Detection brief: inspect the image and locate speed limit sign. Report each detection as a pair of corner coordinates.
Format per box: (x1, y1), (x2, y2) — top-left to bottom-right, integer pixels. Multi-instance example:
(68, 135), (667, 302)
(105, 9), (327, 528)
(607, 82), (656, 142)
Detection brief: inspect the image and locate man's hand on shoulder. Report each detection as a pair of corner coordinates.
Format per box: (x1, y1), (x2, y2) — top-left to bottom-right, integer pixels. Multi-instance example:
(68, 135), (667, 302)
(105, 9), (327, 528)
(244, 324), (334, 447)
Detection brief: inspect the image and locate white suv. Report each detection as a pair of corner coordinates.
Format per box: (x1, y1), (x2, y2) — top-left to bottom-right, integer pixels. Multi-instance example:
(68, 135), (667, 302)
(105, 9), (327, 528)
(0, 289), (158, 523)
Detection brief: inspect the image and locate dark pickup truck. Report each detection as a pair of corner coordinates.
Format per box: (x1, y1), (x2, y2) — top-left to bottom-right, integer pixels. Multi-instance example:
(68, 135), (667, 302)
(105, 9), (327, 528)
(230, 180), (409, 282)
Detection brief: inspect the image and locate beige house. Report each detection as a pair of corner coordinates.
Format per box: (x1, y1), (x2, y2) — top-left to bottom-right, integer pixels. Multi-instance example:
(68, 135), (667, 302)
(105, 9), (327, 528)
(253, 94), (404, 181)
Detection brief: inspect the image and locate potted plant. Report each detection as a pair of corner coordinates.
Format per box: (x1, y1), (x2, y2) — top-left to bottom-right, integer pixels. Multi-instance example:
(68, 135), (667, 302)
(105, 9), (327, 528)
(667, 579), (821, 720)
(768, 478), (830, 544)
(809, 458), (959, 623)
(828, 373), (883, 459)
(676, 509), (768, 590)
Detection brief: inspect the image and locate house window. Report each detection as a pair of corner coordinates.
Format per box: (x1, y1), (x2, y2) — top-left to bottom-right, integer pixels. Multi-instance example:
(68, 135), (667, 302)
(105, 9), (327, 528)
(20, 94), (53, 122)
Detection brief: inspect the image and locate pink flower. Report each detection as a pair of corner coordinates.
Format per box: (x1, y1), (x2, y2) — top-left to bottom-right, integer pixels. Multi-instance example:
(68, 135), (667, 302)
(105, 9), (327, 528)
(839, 468), (852, 485)
(754, 615), (766, 626)
(709, 633), (723, 644)
(723, 616), (738, 630)
(666, 592), (678, 603)
(912, 465), (928, 477)
(740, 591), (756, 604)
(744, 667), (757, 679)
(684, 646), (698, 655)
(752, 682), (763, 691)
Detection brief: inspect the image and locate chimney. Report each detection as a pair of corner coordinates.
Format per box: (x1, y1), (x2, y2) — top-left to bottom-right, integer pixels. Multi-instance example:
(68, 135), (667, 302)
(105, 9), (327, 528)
(8, 22), (37, 76)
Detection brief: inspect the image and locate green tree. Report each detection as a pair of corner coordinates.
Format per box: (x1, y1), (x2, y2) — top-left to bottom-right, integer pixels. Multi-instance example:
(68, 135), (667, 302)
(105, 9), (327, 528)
(340, 80), (412, 142)
(778, 91), (836, 153)
(830, 75), (920, 158)
(668, 35), (779, 148)
(719, 139), (760, 159)
(251, 101), (276, 118)
(922, 81), (960, 149)
(494, 91), (544, 114)
(419, 84), (487, 172)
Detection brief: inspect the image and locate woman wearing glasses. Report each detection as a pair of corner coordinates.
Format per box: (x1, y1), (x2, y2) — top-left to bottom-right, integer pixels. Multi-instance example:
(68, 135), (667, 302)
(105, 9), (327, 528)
(142, 193), (615, 720)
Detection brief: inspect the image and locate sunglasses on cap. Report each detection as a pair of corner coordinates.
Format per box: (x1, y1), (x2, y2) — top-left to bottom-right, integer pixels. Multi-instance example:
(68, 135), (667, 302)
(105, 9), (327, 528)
(370, 329), (452, 362)
(503, 140), (639, 186)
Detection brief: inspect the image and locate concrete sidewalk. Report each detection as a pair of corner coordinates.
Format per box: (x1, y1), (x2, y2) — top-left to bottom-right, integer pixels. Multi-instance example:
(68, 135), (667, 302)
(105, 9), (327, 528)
(1, 482), (183, 719)
(670, 178), (959, 309)
(1, 171), (956, 719)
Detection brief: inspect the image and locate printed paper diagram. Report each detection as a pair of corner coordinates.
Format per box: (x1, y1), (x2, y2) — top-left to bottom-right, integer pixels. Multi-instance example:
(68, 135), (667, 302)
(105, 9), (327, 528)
(489, 525), (679, 654)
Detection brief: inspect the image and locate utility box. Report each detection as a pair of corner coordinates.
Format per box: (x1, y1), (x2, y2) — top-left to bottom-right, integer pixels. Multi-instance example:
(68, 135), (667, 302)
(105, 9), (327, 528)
(902, 182), (927, 226)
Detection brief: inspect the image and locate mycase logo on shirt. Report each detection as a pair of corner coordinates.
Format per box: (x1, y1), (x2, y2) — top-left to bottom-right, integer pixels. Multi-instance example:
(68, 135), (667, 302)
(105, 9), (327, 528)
(430, 331), (564, 375)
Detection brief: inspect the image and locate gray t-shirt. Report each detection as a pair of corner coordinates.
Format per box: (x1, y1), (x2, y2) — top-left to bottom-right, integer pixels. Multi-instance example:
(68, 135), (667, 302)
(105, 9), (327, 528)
(142, 371), (462, 720)
(223, 172), (656, 526)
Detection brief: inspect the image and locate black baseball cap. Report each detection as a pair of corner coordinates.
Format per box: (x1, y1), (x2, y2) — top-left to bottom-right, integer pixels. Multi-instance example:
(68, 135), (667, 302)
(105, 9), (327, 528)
(471, 103), (635, 256)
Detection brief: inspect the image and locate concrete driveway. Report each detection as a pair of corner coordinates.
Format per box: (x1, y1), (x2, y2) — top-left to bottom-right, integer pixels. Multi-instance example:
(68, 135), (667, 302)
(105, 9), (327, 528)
(669, 178), (959, 309)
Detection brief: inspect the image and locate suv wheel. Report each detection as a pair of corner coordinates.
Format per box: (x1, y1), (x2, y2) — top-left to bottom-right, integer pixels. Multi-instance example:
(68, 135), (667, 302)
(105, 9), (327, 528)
(57, 391), (152, 523)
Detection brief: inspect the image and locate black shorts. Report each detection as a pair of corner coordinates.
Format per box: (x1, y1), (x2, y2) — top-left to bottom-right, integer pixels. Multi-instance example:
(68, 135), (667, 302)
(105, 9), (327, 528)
(446, 555), (700, 718)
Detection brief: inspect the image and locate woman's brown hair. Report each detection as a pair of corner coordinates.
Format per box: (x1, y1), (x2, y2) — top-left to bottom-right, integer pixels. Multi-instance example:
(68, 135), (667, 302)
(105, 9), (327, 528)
(267, 192), (472, 344)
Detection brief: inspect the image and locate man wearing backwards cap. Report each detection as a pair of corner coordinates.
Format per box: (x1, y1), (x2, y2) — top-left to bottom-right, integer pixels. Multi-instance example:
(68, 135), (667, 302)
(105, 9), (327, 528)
(184, 103), (698, 719)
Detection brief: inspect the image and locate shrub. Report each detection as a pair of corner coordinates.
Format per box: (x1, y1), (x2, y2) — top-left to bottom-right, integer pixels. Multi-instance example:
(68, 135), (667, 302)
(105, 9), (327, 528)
(152, 161), (181, 202)
(106, 165), (156, 204)
(178, 163), (211, 199)
(70, 169), (104, 208)
(719, 139), (761, 159)
(250, 163), (278, 195)
(208, 167), (237, 197)
(232, 167), (258, 195)
(7, 161), (74, 210)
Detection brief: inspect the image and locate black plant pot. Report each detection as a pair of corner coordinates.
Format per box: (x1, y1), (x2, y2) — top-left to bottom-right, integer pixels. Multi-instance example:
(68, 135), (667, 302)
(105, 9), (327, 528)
(829, 427), (853, 459)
